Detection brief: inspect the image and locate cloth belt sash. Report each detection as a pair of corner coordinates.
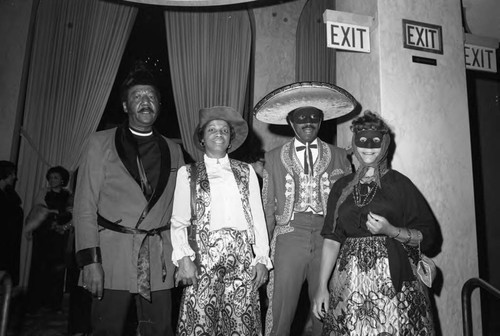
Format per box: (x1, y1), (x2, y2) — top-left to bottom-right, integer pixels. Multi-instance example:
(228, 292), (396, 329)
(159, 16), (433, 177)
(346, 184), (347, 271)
(97, 213), (169, 301)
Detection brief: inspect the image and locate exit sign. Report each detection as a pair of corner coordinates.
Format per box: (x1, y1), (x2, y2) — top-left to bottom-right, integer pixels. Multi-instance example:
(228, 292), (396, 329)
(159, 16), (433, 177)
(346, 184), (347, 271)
(325, 21), (370, 53)
(403, 19), (443, 54)
(464, 44), (497, 73)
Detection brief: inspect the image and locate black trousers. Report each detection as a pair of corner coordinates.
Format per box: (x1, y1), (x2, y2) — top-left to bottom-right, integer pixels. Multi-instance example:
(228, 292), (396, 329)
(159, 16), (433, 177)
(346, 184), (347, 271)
(91, 288), (174, 336)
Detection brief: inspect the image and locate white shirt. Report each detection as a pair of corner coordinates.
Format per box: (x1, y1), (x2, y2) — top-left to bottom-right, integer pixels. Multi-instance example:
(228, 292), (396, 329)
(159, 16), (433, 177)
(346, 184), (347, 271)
(294, 138), (319, 170)
(293, 138), (322, 215)
(170, 154), (272, 268)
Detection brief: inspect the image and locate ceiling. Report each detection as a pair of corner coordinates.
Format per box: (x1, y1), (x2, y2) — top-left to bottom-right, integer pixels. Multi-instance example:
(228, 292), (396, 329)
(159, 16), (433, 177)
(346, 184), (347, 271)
(120, 0), (500, 43)
(463, 0), (500, 41)
(121, 0), (261, 6)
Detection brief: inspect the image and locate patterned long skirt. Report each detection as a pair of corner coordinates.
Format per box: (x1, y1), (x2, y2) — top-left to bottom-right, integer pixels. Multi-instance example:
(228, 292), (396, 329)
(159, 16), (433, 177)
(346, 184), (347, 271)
(176, 229), (262, 336)
(322, 236), (434, 336)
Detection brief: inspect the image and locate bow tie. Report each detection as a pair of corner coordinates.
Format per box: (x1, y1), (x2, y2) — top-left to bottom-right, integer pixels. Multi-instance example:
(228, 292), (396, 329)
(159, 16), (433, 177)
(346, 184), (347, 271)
(296, 144), (318, 151)
(296, 144), (317, 175)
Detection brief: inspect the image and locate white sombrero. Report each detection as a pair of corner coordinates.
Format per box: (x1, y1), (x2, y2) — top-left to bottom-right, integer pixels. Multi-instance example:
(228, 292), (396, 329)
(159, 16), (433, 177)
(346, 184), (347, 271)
(253, 81), (358, 125)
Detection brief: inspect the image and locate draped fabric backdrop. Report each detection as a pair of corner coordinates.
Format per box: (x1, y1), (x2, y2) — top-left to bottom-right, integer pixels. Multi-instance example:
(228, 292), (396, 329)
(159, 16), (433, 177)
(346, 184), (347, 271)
(16, 0), (137, 288)
(296, 0), (336, 82)
(164, 8), (252, 162)
(296, 0), (338, 145)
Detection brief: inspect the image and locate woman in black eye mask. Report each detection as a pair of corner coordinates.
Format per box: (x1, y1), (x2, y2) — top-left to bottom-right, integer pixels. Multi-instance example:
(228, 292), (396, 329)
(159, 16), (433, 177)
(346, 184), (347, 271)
(312, 111), (438, 335)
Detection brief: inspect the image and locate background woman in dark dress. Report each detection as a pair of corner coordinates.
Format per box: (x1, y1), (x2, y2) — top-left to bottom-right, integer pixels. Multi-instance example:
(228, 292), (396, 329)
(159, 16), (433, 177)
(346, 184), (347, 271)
(26, 166), (73, 313)
(313, 111), (437, 335)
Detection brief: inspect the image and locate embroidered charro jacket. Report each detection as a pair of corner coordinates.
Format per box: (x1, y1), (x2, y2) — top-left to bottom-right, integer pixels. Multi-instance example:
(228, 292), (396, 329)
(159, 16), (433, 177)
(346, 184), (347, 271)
(262, 138), (351, 237)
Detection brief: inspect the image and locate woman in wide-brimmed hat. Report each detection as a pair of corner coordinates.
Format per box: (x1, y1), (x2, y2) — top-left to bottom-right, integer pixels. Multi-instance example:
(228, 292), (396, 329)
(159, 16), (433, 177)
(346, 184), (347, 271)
(171, 106), (272, 335)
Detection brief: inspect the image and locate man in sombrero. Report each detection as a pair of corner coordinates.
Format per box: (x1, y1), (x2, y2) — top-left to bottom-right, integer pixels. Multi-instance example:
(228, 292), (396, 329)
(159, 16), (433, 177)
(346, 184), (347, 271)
(254, 82), (357, 335)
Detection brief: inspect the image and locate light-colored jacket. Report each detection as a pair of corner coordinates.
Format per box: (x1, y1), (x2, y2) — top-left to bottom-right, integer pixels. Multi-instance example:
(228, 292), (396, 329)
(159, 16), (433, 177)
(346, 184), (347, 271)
(74, 127), (184, 292)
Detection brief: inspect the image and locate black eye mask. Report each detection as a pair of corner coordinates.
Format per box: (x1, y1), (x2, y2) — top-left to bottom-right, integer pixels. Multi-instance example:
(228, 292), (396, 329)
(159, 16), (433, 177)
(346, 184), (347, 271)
(289, 107), (323, 124)
(354, 130), (383, 148)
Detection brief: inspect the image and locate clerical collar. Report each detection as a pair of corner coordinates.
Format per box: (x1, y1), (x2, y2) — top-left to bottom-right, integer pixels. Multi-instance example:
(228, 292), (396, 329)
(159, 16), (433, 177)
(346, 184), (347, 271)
(129, 127), (153, 137)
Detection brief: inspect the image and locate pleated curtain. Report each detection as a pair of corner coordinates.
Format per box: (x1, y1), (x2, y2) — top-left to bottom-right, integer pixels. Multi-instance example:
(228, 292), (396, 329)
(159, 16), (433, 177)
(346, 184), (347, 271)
(296, 0), (336, 83)
(16, 0), (137, 287)
(164, 8), (253, 161)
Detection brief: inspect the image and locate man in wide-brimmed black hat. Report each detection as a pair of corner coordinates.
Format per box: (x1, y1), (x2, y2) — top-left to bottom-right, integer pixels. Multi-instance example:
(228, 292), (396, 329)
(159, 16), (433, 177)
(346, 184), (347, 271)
(254, 82), (357, 336)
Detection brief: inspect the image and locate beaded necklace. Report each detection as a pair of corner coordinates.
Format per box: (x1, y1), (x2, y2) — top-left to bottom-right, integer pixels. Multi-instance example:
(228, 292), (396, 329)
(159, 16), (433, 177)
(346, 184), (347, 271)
(352, 181), (378, 207)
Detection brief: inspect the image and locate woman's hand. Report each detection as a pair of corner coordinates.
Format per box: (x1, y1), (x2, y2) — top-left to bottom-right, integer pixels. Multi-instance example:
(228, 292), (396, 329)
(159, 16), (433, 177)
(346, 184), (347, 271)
(366, 212), (395, 236)
(312, 286), (330, 321)
(251, 263), (268, 290)
(175, 256), (198, 289)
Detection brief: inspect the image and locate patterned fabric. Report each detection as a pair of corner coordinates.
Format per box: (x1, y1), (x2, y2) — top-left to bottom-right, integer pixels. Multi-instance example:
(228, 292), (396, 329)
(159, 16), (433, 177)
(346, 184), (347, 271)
(230, 160), (255, 244)
(322, 236), (434, 336)
(261, 139), (350, 230)
(176, 229), (262, 336)
(263, 218), (295, 336)
(188, 159), (255, 266)
(281, 141), (333, 216)
(262, 139), (351, 336)
(137, 239), (151, 300)
(177, 159), (262, 335)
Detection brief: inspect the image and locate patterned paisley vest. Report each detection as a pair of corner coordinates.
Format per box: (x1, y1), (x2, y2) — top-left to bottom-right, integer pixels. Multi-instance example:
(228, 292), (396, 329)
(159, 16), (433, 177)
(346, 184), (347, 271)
(186, 159), (255, 270)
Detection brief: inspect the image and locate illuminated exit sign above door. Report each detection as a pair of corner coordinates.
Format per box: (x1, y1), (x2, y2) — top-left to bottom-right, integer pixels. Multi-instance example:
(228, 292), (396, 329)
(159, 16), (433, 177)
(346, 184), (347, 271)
(403, 19), (443, 54)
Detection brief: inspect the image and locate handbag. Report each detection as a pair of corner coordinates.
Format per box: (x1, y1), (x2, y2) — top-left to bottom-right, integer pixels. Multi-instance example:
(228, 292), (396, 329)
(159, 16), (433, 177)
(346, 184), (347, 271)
(417, 243), (437, 288)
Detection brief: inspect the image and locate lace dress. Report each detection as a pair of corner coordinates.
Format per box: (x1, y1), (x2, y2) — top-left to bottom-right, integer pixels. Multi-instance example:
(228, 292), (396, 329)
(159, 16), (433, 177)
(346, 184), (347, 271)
(321, 170), (436, 336)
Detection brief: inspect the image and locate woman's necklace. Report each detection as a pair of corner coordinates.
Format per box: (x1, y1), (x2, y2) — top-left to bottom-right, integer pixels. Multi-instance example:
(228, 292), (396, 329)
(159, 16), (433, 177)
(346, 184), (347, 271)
(353, 180), (378, 207)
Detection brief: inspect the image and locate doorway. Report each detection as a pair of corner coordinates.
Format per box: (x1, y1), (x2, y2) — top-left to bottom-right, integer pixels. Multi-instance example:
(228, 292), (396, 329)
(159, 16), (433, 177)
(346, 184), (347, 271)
(467, 51), (500, 336)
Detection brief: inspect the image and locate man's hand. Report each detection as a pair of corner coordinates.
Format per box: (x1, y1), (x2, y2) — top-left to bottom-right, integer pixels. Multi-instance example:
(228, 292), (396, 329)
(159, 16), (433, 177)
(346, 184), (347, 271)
(312, 286), (330, 321)
(251, 263), (268, 291)
(82, 263), (104, 299)
(175, 256), (198, 289)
